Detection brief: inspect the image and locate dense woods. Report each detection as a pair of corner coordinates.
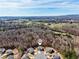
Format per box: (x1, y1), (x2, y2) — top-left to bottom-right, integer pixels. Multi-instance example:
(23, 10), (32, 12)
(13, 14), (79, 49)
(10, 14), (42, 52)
(0, 20), (78, 59)
(0, 24), (73, 51)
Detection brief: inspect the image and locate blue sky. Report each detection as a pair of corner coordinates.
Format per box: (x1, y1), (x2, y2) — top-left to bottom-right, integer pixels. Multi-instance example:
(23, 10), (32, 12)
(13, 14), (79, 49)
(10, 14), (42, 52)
(0, 0), (79, 16)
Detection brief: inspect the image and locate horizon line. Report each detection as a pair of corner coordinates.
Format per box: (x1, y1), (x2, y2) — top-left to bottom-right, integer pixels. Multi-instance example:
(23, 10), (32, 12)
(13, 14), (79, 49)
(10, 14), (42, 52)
(0, 14), (79, 17)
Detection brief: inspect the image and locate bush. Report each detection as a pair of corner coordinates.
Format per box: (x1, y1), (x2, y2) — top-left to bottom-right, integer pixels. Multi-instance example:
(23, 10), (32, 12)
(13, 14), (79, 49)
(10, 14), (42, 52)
(64, 49), (77, 59)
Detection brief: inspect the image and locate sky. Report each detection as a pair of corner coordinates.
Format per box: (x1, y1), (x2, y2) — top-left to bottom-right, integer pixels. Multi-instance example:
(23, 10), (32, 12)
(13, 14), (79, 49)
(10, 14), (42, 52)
(0, 0), (79, 16)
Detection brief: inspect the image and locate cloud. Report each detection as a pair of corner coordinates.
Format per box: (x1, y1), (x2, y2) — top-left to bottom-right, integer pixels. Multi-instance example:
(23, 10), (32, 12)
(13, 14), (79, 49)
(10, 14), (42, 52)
(0, 0), (79, 16)
(0, 0), (64, 8)
(0, 0), (78, 10)
(0, 0), (33, 8)
(37, 0), (79, 10)
(0, 2), (19, 8)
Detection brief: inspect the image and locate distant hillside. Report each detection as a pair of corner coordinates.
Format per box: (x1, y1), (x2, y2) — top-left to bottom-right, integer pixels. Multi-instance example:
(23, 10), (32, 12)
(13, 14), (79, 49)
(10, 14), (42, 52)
(0, 14), (79, 21)
(54, 15), (79, 20)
